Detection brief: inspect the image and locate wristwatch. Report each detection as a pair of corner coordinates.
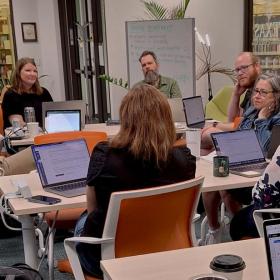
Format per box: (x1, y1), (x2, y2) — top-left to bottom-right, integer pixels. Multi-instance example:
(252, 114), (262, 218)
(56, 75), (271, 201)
(212, 121), (218, 128)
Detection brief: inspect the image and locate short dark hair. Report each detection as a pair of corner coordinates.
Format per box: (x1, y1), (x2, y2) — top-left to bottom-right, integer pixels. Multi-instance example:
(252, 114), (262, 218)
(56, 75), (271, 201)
(139, 50), (158, 64)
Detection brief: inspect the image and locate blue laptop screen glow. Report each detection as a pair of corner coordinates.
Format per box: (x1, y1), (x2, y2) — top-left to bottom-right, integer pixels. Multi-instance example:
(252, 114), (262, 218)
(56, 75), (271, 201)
(32, 139), (89, 186)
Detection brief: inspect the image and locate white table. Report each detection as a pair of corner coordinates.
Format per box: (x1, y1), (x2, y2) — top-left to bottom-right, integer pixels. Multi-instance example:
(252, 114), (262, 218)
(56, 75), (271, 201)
(0, 159), (258, 269)
(0, 173), (85, 268)
(101, 238), (269, 280)
(9, 122), (188, 146)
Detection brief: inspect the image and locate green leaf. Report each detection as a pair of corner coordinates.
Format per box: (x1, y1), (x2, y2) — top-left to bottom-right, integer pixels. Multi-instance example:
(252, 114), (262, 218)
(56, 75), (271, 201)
(141, 0), (169, 20)
(170, 0), (190, 19)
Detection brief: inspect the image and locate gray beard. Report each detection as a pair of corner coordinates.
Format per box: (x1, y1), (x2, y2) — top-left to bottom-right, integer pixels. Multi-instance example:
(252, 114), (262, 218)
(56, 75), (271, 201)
(144, 70), (159, 87)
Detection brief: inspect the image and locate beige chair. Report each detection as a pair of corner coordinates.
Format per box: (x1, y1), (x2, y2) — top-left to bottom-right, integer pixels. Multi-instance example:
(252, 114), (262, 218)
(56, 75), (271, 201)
(61, 176), (204, 280)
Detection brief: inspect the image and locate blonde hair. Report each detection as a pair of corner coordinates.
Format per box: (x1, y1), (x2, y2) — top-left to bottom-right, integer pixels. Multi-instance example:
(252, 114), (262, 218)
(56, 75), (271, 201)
(11, 57), (43, 95)
(111, 84), (176, 166)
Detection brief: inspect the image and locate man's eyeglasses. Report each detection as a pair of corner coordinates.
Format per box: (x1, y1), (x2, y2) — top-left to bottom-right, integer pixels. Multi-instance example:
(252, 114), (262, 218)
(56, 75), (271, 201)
(234, 63), (254, 74)
(253, 88), (274, 97)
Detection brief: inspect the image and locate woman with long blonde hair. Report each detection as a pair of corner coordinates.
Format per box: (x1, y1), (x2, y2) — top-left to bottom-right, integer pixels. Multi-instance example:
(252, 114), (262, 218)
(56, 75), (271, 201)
(74, 84), (196, 278)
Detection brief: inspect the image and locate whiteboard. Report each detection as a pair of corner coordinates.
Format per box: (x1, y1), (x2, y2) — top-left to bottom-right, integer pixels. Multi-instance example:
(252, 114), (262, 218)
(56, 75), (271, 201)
(126, 18), (195, 97)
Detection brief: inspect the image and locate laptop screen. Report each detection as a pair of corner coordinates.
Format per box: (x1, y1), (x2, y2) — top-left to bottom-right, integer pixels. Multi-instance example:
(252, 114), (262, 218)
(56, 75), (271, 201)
(45, 110), (81, 133)
(211, 129), (265, 167)
(31, 139), (90, 187)
(263, 218), (280, 280)
(182, 96), (205, 127)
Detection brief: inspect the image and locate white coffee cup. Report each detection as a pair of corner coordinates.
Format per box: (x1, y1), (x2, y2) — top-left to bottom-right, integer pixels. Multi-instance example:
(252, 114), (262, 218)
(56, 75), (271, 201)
(185, 128), (201, 158)
(189, 274), (229, 280)
(210, 255), (245, 280)
(27, 122), (39, 138)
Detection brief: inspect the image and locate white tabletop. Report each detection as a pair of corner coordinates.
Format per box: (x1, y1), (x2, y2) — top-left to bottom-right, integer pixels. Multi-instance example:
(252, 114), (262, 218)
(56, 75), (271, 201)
(0, 173), (85, 215)
(9, 122), (188, 146)
(0, 159), (257, 216)
(101, 238), (269, 280)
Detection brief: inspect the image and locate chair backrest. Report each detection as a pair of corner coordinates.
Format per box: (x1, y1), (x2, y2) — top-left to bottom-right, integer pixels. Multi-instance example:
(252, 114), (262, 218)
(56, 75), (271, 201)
(205, 86), (234, 122)
(102, 176), (204, 259)
(34, 131), (107, 153)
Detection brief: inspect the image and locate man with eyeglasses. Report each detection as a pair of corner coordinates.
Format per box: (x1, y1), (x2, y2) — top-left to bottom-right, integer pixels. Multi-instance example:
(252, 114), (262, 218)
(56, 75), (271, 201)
(227, 52), (261, 122)
(201, 52), (261, 152)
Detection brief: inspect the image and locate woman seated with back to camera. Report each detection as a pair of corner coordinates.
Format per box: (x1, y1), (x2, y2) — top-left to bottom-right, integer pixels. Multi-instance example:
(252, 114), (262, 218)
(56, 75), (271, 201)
(1, 57), (53, 129)
(200, 73), (280, 246)
(230, 144), (280, 240)
(74, 84), (196, 278)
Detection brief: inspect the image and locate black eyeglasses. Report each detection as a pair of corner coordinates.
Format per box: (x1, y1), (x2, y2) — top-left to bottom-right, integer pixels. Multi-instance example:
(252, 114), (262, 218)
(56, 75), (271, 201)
(234, 63), (254, 74)
(253, 88), (274, 97)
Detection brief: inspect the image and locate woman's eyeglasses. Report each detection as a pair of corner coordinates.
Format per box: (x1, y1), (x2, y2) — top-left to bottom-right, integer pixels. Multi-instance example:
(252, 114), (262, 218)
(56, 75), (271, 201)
(253, 88), (274, 97)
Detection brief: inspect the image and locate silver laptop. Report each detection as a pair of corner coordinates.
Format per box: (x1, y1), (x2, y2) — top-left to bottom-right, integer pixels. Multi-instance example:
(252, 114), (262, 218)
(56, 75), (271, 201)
(44, 109), (81, 133)
(211, 129), (268, 177)
(31, 139), (90, 197)
(182, 96), (205, 128)
(263, 218), (280, 280)
(267, 125), (280, 159)
(42, 100), (87, 129)
(167, 98), (185, 123)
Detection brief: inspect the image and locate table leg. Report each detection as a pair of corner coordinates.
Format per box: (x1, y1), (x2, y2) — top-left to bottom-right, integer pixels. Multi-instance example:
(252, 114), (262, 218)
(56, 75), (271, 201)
(19, 215), (39, 269)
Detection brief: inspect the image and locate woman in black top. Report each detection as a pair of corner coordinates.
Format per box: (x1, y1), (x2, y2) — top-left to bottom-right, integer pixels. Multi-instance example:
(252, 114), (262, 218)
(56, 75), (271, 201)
(75, 84), (196, 278)
(1, 57), (53, 128)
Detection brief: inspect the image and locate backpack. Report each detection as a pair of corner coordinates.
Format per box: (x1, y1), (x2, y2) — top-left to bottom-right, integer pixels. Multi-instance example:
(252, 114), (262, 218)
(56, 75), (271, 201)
(0, 263), (43, 280)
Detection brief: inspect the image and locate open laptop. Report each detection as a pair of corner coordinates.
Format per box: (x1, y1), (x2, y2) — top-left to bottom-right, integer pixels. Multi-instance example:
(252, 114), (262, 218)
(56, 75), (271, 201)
(267, 125), (280, 159)
(42, 100), (87, 129)
(31, 139), (90, 197)
(167, 98), (185, 123)
(182, 96), (205, 128)
(211, 129), (268, 177)
(263, 218), (280, 280)
(44, 109), (81, 133)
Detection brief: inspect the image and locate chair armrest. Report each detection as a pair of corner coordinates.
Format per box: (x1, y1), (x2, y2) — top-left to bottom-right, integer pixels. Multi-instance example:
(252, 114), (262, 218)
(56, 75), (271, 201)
(253, 209), (280, 237)
(64, 236), (115, 280)
(65, 236), (114, 245)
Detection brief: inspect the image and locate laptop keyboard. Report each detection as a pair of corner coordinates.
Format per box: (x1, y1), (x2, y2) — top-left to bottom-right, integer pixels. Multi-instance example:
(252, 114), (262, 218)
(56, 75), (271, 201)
(230, 162), (268, 172)
(52, 181), (86, 192)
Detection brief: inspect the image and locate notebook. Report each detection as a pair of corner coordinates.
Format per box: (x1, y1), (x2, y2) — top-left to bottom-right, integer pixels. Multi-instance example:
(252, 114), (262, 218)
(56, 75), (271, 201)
(182, 96), (205, 128)
(31, 139), (90, 197)
(44, 110), (81, 133)
(211, 129), (268, 177)
(267, 125), (280, 159)
(263, 218), (280, 280)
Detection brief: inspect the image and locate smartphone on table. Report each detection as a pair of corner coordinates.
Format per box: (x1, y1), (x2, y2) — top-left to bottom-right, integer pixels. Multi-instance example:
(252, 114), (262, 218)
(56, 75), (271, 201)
(27, 195), (61, 205)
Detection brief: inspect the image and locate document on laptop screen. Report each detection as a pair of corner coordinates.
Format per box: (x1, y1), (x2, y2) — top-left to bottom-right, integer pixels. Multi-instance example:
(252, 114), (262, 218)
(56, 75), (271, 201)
(211, 130), (264, 164)
(33, 141), (90, 185)
(264, 222), (280, 280)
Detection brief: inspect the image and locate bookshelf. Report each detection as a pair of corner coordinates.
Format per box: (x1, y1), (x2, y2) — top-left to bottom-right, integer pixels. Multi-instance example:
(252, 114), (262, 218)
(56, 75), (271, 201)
(0, 4), (15, 91)
(252, 3), (280, 75)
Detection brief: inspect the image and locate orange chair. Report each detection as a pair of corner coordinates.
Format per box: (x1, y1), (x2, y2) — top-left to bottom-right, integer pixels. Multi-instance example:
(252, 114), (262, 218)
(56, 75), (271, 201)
(34, 131), (107, 280)
(62, 176), (204, 280)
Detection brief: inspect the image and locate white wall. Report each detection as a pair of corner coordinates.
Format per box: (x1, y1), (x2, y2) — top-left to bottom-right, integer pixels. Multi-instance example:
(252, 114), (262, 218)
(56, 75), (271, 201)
(104, 0), (244, 118)
(11, 0), (65, 101)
